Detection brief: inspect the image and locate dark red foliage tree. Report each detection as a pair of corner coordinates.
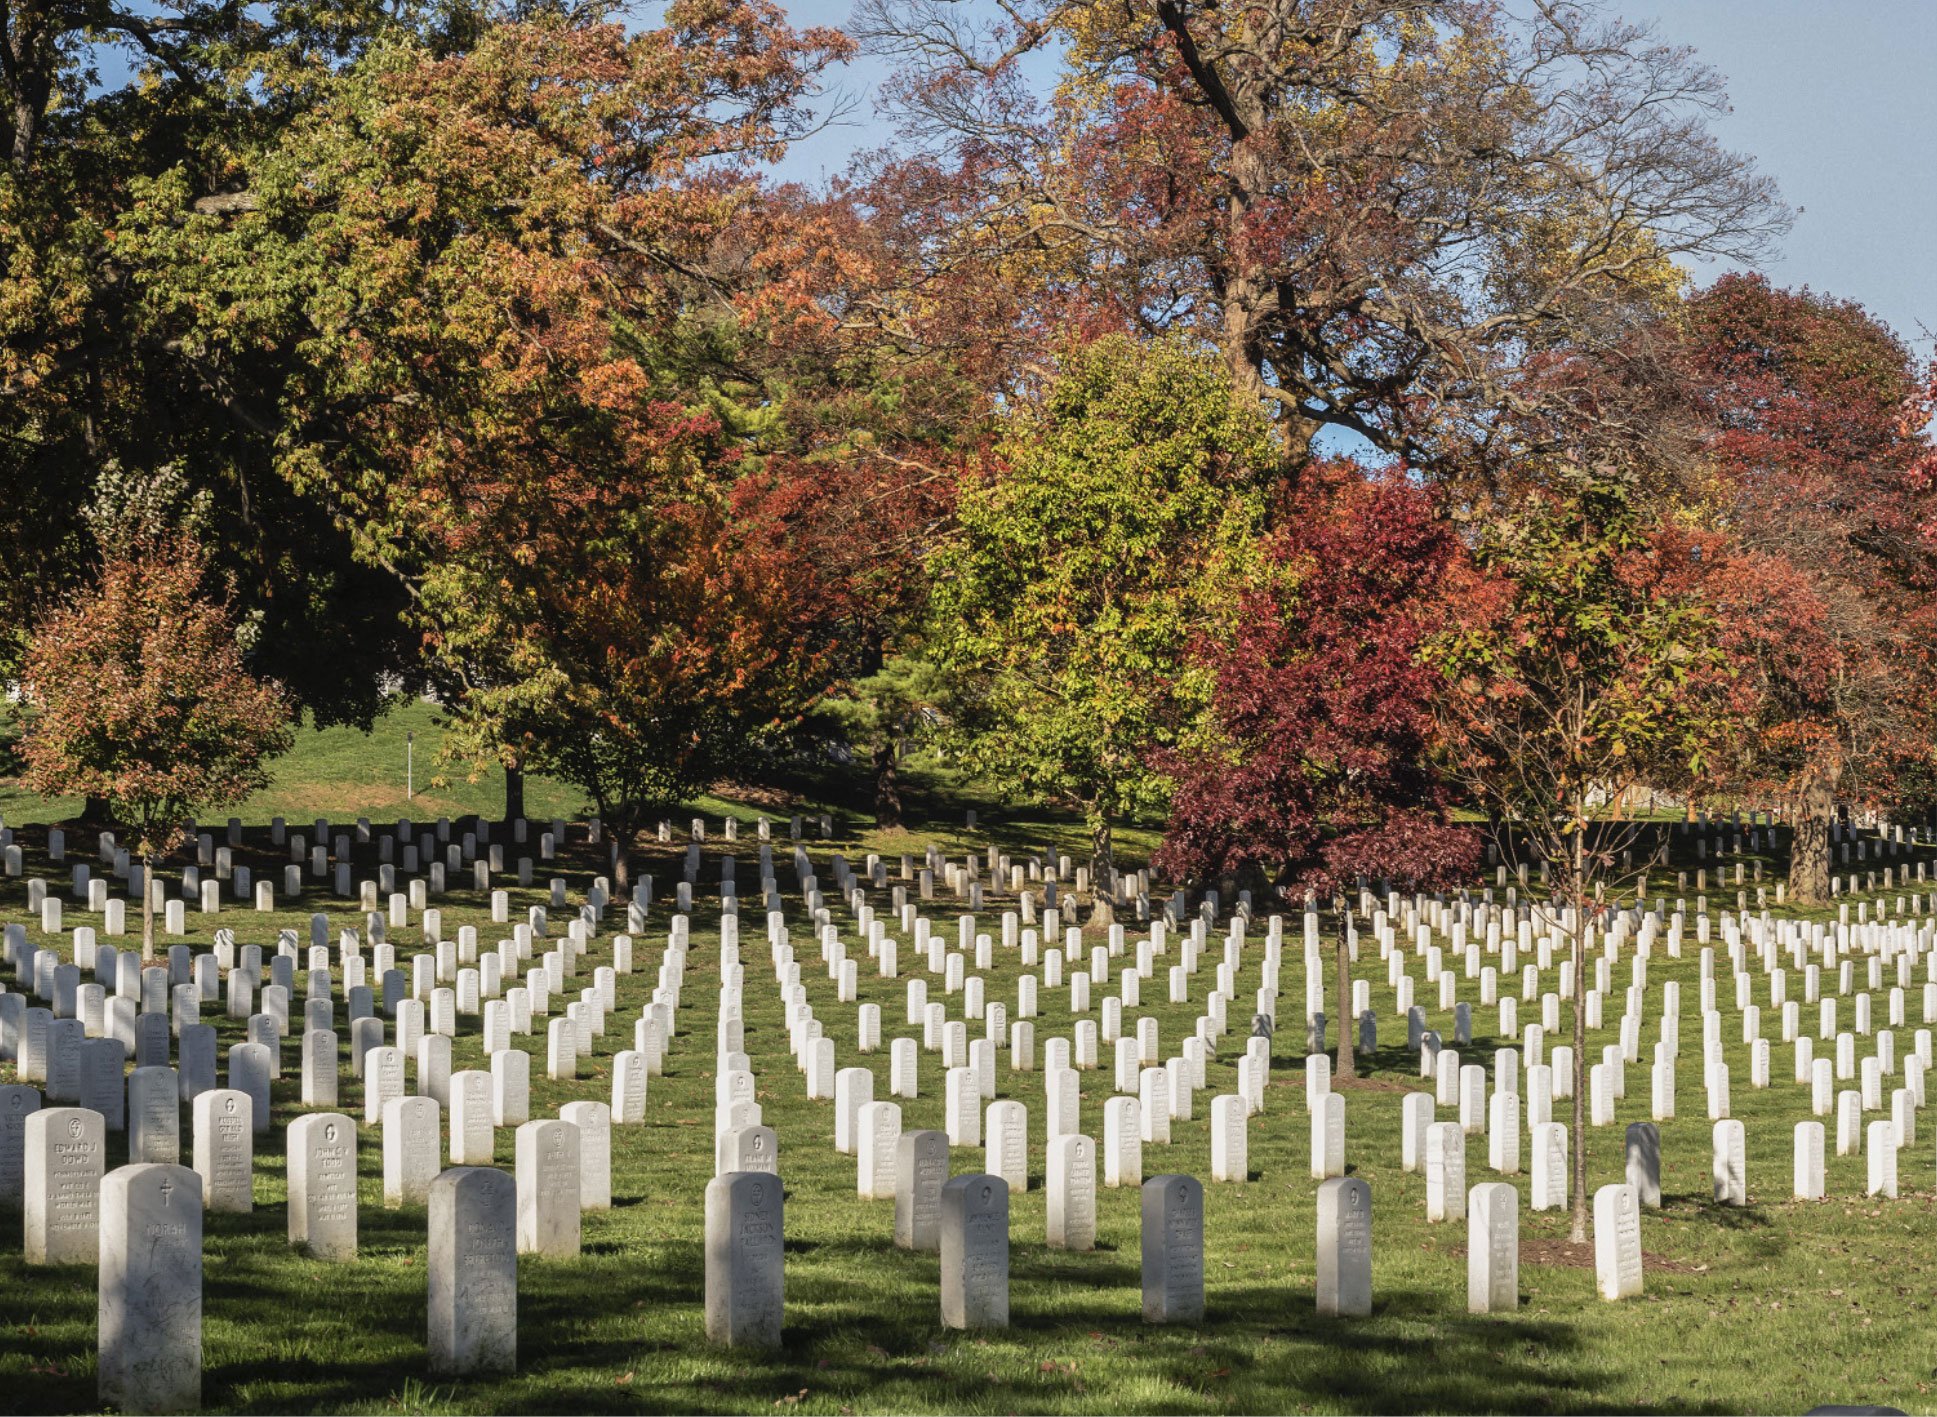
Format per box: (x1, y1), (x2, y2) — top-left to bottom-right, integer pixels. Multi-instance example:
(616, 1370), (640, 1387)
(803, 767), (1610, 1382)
(1154, 459), (1480, 895)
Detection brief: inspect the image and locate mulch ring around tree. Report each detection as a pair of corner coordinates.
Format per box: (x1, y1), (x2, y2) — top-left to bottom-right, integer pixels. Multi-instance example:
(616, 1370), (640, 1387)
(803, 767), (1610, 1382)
(1449, 1237), (1702, 1273)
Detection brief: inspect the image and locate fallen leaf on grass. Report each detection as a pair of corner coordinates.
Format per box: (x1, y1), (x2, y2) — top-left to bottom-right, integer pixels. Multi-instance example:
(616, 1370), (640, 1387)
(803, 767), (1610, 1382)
(615, 1371), (635, 1387)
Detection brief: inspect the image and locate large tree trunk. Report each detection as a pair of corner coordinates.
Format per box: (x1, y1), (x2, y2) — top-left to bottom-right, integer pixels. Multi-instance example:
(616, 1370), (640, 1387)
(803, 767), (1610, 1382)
(80, 794), (111, 827)
(612, 831), (633, 901)
(502, 760), (526, 827)
(1788, 777), (1834, 905)
(872, 737), (902, 830)
(1333, 903), (1355, 1081)
(141, 854), (156, 964)
(1086, 814), (1115, 928)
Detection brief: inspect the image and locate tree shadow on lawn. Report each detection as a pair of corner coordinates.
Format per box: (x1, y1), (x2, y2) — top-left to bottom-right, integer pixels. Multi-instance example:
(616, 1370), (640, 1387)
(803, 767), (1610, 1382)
(596, 1281), (1738, 1417)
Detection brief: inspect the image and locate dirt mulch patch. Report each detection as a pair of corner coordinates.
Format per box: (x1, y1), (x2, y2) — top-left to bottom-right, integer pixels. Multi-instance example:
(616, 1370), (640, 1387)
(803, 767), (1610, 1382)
(707, 780), (808, 812)
(1327, 1075), (1412, 1093)
(1447, 1237), (1702, 1274)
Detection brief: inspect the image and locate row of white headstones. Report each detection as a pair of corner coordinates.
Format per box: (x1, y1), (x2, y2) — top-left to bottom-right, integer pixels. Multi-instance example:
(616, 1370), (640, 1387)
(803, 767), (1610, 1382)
(6, 823), (1930, 1409)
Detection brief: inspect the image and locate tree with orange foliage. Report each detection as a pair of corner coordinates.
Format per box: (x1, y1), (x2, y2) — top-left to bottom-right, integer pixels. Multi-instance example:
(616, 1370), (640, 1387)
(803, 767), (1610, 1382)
(18, 537), (293, 958)
(126, 4), (855, 884)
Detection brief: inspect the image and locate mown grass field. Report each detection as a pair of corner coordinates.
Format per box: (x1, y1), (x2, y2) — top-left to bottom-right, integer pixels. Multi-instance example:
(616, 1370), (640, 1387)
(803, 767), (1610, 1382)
(0, 721), (1932, 1414)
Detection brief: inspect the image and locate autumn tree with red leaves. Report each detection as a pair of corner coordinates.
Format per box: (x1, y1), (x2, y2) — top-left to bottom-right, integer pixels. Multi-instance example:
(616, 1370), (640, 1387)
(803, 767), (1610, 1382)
(18, 537), (293, 959)
(1153, 461), (1479, 898)
(1676, 275), (1937, 902)
(1154, 459), (1483, 1076)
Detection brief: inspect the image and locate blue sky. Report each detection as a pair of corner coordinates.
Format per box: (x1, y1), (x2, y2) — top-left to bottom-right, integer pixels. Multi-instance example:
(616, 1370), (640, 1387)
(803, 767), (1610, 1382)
(774, 0), (1937, 357)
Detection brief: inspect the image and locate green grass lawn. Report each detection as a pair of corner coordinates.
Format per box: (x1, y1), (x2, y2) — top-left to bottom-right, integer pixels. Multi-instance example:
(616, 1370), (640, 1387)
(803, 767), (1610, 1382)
(0, 736), (1932, 1413)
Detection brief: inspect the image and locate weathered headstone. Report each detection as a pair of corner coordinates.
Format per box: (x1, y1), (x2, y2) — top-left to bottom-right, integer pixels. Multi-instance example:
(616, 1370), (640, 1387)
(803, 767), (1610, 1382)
(1794, 1119), (1826, 1201)
(228, 1042), (272, 1134)
(1466, 1181), (1519, 1314)
(287, 1113), (358, 1260)
(449, 1071), (495, 1167)
(1315, 1176), (1372, 1317)
(128, 1066), (180, 1164)
(894, 1129), (950, 1251)
(98, 1163), (202, 1414)
(984, 1099), (1028, 1193)
(1592, 1183), (1643, 1300)
(857, 1100), (902, 1200)
(383, 1095), (442, 1207)
(515, 1118), (581, 1256)
(1530, 1121), (1568, 1211)
(1625, 1121), (1662, 1208)
(1211, 1093), (1248, 1183)
(25, 1106), (104, 1264)
(703, 1171), (785, 1348)
(191, 1089), (253, 1213)
(560, 1100), (611, 1211)
(1711, 1118), (1746, 1206)
(301, 1029), (339, 1108)
(1139, 1174), (1204, 1324)
(940, 1174), (1009, 1330)
(1425, 1120), (1466, 1223)
(1046, 1133), (1097, 1250)
(428, 1166), (517, 1376)
(0, 1084), (42, 1206)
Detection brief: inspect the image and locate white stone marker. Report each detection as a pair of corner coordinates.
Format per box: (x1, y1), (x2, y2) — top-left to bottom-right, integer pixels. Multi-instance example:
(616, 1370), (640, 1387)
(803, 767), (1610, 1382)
(1401, 1092), (1433, 1172)
(1211, 1094), (1248, 1183)
(1425, 1120), (1466, 1222)
(1711, 1119), (1746, 1206)
(611, 1050), (647, 1124)
(229, 1041), (273, 1133)
(25, 1106), (103, 1264)
(450, 1070), (495, 1166)
(515, 1118), (581, 1256)
(895, 1130), (950, 1251)
(192, 1089), (253, 1214)
(940, 1174), (1010, 1329)
(858, 1100), (903, 1200)
(1625, 1121), (1661, 1208)
(561, 1100), (612, 1211)
(288, 1113), (358, 1260)
(1867, 1120), (1899, 1198)
(1140, 1174), (1204, 1324)
(98, 1162), (201, 1414)
(985, 1099), (1028, 1193)
(1316, 1175), (1372, 1317)
(492, 1049), (530, 1128)
(383, 1095), (441, 1207)
(704, 1171), (784, 1348)
(1467, 1181), (1518, 1314)
(0, 1085), (38, 1206)
(1592, 1182), (1643, 1300)
(301, 1029), (338, 1108)
(1104, 1096), (1142, 1188)
(1310, 1092), (1345, 1180)
(1531, 1122), (1567, 1211)
(1794, 1120), (1826, 1201)
(834, 1067), (874, 1156)
(945, 1066), (980, 1147)
(364, 1044), (405, 1127)
(429, 1166), (517, 1375)
(1046, 1133), (1097, 1250)
(128, 1066), (180, 1164)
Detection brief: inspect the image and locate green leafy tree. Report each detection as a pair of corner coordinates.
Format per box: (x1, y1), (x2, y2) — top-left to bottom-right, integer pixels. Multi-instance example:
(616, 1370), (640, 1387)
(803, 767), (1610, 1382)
(927, 335), (1275, 919)
(18, 535), (295, 959)
(1426, 475), (1733, 1241)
